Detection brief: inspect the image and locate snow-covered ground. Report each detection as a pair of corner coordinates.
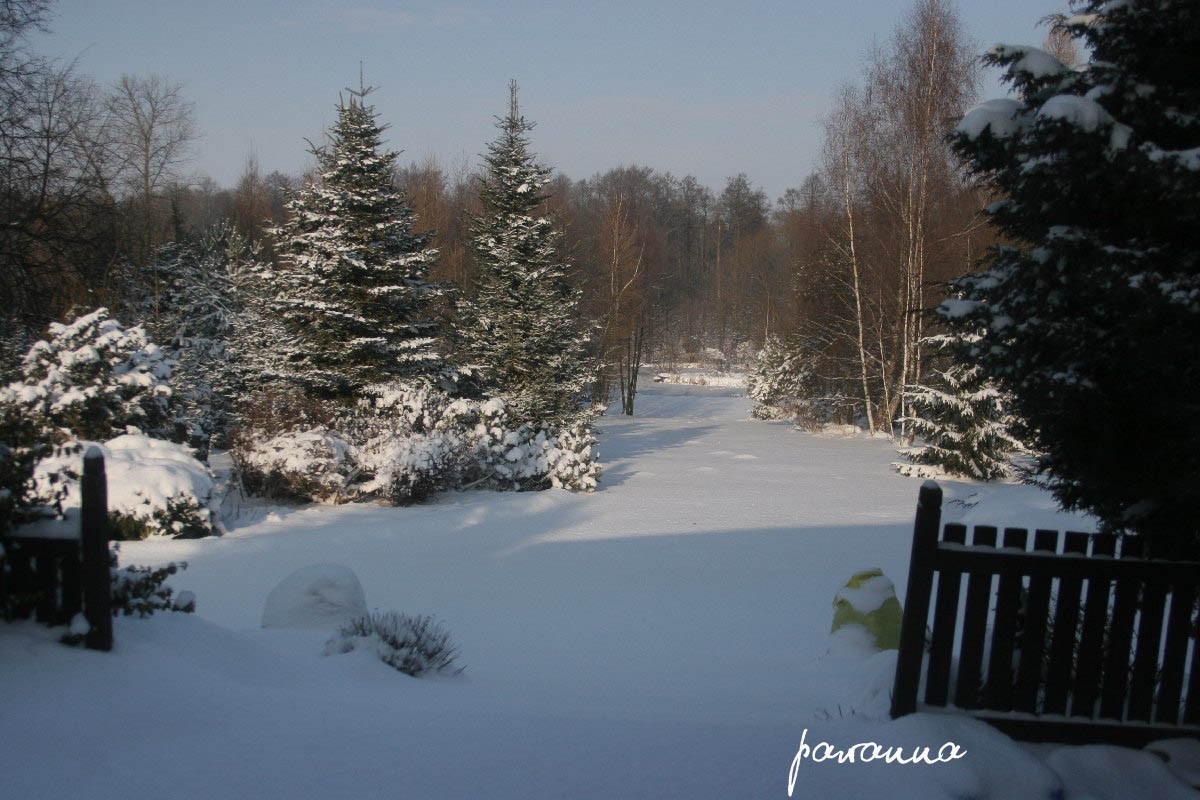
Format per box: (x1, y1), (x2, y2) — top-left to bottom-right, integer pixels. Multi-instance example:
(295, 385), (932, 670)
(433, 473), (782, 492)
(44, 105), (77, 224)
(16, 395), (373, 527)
(2, 383), (1194, 799)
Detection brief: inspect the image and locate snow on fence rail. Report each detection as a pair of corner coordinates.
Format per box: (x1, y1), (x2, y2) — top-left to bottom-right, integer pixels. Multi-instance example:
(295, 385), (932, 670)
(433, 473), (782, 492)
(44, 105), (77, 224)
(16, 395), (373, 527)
(0, 447), (112, 650)
(892, 481), (1200, 747)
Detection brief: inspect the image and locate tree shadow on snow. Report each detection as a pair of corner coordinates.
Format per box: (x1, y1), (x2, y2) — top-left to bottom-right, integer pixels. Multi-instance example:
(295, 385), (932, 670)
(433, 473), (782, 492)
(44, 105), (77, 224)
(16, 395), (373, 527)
(593, 419), (721, 490)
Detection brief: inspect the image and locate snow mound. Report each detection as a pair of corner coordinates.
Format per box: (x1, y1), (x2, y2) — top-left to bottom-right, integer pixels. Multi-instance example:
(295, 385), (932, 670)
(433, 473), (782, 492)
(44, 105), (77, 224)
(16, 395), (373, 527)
(261, 564), (368, 630)
(103, 434), (215, 511)
(33, 433), (218, 537)
(1146, 738), (1200, 790)
(1047, 744), (1200, 800)
(826, 624), (877, 657)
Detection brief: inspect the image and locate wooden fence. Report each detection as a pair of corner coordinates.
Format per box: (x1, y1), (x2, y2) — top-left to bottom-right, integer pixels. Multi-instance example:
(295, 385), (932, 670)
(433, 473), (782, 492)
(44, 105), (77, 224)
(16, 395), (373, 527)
(0, 446), (112, 650)
(892, 481), (1200, 747)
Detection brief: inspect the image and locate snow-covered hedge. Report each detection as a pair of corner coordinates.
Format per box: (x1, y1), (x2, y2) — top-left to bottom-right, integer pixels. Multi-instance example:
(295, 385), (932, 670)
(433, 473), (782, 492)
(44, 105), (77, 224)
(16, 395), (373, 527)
(235, 428), (353, 503)
(465, 398), (600, 493)
(232, 385), (601, 505)
(33, 434), (219, 539)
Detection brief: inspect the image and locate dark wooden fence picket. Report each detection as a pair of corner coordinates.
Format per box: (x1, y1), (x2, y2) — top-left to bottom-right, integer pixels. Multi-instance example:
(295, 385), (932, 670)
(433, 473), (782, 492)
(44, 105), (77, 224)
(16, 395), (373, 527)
(891, 481), (1200, 747)
(0, 446), (112, 651)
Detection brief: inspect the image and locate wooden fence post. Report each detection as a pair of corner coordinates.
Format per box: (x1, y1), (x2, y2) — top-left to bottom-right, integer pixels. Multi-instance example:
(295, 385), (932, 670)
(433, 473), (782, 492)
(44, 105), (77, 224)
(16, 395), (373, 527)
(81, 446), (112, 651)
(891, 480), (943, 718)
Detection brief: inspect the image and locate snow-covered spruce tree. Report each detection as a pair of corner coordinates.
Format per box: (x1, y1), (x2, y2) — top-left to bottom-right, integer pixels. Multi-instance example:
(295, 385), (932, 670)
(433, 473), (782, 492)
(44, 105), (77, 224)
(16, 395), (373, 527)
(898, 333), (1022, 480)
(946, 2), (1200, 540)
(268, 84), (445, 401)
(143, 223), (263, 450)
(0, 308), (173, 443)
(455, 82), (594, 427)
(0, 309), (190, 532)
(747, 335), (814, 420)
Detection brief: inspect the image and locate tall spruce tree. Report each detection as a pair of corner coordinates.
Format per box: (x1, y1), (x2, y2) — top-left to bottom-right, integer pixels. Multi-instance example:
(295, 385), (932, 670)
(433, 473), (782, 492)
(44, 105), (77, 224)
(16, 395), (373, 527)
(269, 84), (443, 400)
(946, 1), (1200, 541)
(455, 82), (593, 425)
(139, 225), (271, 450)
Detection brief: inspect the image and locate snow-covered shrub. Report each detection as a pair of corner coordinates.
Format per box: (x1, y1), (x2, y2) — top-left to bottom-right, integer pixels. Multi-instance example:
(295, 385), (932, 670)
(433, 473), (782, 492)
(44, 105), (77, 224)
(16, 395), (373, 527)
(0, 308), (173, 443)
(107, 494), (213, 541)
(547, 422), (601, 492)
(229, 385), (353, 503)
(732, 340), (757, 368)
(342, 384), (466, 504)
(32, 434), (218, 540)
(261, 564), (368, 630)
(356, 431), (462, 505)
(109, 553), (195, 618)
(465, 398), (600, 492)
(0, 312), (222, 537)
(233, 385), (601, 504)
(702, 347), (729, 372)
(324, 611), (462, 677)
(233, 427), (353, 503)
(233, 387), (342, 439)
(363, 383), (454, 434)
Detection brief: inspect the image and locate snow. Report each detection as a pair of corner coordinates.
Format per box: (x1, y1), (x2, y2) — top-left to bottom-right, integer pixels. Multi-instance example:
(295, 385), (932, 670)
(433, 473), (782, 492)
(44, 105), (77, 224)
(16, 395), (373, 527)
(1037, 95), (1132, 150)
(68, 612), (90, 637)
(1046, 745), (1200, 800)
(826, 623), (878, 657)
(1146, 145), (1200, 171)
(653, 368), (748, 388)
(260, 564), (368, 629)
(1002, 45), (1067, 79)
(1147, 738), (1200, 789)
(835, 572), (896, 615)
(960, 91), (1133, 152)
(938, 297), (982, 318)
(958, 98), (1023, 139)
(0, 383), (1186, 798)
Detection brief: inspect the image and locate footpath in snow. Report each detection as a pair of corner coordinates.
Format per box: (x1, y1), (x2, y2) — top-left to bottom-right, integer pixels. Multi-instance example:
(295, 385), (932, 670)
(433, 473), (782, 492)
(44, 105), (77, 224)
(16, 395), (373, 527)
(1, 383), (1193, 799)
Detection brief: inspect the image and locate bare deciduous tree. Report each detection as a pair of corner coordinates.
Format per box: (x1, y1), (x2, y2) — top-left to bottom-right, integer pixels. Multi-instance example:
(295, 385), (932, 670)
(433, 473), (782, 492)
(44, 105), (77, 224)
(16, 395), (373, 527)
(107, 73), (198, 268)
(865, 0), (979, 436)
(822, 86), (878, 433)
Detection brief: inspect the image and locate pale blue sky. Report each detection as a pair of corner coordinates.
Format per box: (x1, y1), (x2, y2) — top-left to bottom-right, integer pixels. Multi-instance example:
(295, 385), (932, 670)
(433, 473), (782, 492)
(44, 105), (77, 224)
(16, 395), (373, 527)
(34, 0), (1066, 200)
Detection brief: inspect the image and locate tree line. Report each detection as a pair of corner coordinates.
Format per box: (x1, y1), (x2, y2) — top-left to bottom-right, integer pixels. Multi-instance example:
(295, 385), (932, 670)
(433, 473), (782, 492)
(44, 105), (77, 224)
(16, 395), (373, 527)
(1, 0), (997, 430)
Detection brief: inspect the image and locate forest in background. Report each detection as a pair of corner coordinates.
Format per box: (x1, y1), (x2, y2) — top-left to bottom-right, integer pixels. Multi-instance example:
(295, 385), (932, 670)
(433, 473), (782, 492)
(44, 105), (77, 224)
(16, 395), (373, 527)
(1, 0), (1077, 431)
